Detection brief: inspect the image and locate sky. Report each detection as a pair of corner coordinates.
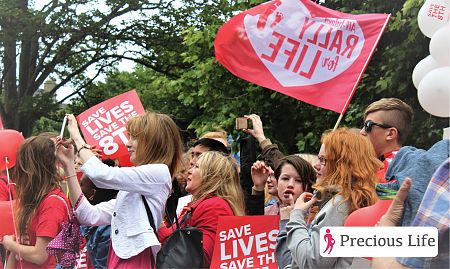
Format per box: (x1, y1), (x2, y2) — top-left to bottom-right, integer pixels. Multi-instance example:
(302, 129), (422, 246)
(55, 60), (136, 103)
(33, 1), (137, 102)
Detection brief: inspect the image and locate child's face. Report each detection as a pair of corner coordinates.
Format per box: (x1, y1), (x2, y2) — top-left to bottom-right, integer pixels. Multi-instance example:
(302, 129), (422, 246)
(277, 163), (305, 206)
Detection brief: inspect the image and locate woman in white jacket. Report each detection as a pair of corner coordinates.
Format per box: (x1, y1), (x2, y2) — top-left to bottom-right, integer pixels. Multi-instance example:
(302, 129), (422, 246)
(56, 112), (183, 268)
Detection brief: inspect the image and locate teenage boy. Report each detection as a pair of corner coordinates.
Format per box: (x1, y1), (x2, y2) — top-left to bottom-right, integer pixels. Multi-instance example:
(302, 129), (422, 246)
(360, 98), (413, 182)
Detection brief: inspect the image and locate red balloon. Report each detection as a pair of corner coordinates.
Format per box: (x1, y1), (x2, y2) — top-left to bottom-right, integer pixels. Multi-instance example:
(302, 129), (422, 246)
(344, 199), (393, 227)
(344, 199), (393, 261)
(0, 130), (24, 171)
(0, 200), (15, 238)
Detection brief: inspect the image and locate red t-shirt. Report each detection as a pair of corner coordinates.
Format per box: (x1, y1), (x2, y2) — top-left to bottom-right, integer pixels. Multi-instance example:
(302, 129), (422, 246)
(17, 188), (69, 269)
(376, 149), (399, 183)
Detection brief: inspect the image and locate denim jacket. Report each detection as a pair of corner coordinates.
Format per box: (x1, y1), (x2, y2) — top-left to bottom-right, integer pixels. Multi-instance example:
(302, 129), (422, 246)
(80, 225), (111, 269)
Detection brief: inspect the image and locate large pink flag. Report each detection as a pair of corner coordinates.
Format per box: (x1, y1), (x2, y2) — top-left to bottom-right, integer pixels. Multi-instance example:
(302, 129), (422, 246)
(215, 0), (390, 113)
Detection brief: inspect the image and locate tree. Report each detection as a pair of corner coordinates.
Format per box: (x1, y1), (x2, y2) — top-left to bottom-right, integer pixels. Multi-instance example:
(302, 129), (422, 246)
(328, 0), (448, 148)
(0, 0), (185, 136)
(63, 0), (349, 153)
(149, 0), (447, 151)
(63, 0), (447, 153)
(173, 0), (447, 151)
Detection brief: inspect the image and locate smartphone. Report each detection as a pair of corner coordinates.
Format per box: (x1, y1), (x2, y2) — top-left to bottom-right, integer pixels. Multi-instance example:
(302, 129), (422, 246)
(235, 117), (252, 130)
(312, 189), (321, 200)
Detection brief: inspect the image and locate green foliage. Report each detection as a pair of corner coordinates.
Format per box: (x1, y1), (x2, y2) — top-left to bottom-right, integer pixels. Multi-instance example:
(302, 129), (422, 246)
(1, 0), (185, 136)
(63, 0), (447, 154)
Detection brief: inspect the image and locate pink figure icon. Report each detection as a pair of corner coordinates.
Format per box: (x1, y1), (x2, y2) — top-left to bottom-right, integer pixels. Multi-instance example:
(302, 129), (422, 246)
(323, 229), (335, 254)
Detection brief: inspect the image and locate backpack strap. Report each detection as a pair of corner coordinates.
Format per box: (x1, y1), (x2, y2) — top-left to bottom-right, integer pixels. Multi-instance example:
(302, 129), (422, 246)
(141, 195), (157, 233)
(141, 196), (158, 268)
(49, 194), (71, 220)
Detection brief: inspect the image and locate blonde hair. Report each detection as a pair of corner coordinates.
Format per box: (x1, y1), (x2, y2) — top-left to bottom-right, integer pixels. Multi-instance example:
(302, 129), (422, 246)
(13, 136), (60, 238)
(314, 128), (382, 213)
(201, 130), (228, 146)
(127, 112), (183, 176)
(194, 151), (245, 216)
(364, 98), (413, 145)
(264, 187), (275, 205)
(295, 153), (318, 167)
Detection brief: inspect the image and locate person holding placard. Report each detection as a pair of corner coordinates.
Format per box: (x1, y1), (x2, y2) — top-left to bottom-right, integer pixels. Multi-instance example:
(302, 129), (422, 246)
(56, 112), (183, 269)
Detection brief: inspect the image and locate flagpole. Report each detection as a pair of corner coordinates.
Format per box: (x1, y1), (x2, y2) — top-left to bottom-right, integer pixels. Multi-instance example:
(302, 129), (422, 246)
(331, 15), (391, 132)
(333, 112), (345, 131)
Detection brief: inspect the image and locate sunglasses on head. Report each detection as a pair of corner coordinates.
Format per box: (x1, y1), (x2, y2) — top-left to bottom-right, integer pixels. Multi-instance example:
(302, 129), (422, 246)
(363, 120), (392, 133)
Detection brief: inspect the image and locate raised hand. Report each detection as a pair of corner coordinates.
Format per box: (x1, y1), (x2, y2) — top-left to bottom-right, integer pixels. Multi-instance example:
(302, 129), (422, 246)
(90, 144), (103, 159)
(294, 192), (317, 212)
(251, 160), (270, 191)
(244, 114), (266, 143)
(378, 178), (412, 226)
(280, 194), (295, 220)
(55, 136), (75, 169)
(65, 114), (83, 140)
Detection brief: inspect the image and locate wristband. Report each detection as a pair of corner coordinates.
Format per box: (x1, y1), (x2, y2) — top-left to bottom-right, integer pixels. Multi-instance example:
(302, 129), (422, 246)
(77, 144), (91, 155)
(251, 186), (265, 195)
(74, 193), (84, 210)
(64, 174), (77, 180)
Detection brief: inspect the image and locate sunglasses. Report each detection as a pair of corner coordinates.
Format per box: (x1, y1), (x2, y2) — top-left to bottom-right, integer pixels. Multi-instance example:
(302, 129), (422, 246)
(363, 120), (392, 133)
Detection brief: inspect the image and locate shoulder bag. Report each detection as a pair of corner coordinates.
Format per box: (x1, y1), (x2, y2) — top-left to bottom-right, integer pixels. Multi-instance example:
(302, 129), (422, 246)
(142, 195), (204, 269)
(46, 194), (83, 269)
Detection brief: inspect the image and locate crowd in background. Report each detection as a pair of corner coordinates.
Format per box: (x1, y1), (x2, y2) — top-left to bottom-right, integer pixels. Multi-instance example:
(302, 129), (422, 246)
(0, 97), (448, 269)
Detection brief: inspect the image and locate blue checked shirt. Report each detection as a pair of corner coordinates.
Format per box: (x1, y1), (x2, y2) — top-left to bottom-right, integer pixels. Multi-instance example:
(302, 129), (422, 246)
(397, 158), (449, 268)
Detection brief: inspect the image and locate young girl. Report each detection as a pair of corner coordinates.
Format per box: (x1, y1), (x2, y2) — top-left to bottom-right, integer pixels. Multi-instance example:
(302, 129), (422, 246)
(2, 136), (70, 269)
(276, 128), (381, 269)
(269, 155), (316, 266)
(57, 112), (183, 268)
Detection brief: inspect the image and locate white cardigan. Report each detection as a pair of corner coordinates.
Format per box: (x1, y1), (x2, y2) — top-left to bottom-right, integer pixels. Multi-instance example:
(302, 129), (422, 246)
(74, 157), (171, 259)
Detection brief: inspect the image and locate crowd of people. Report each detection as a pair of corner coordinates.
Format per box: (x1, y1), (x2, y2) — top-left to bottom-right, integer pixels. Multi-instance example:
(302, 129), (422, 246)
(0, 97), (448, 269)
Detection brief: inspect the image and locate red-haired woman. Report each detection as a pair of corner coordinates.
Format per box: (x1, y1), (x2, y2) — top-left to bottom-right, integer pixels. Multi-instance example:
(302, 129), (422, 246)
(276, 128), (382, 269)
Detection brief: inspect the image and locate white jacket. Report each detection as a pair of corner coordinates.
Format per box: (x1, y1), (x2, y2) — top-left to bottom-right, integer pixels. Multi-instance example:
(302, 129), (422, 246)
(75, 157), (171, 259)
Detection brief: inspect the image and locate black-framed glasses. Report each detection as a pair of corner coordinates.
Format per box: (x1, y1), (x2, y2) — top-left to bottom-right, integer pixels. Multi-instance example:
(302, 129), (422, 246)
(363, 120), (392, 133)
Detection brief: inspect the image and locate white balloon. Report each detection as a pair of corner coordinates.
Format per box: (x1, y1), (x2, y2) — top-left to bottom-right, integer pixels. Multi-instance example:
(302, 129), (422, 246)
(429, 23), (450, 65)
(412, 55), (444, 89)
(418, 67), (450, 117)
(418, 0), (450, 38)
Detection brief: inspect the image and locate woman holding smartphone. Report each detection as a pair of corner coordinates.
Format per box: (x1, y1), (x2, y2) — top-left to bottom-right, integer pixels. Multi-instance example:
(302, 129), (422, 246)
(56, 112), (183, 268)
